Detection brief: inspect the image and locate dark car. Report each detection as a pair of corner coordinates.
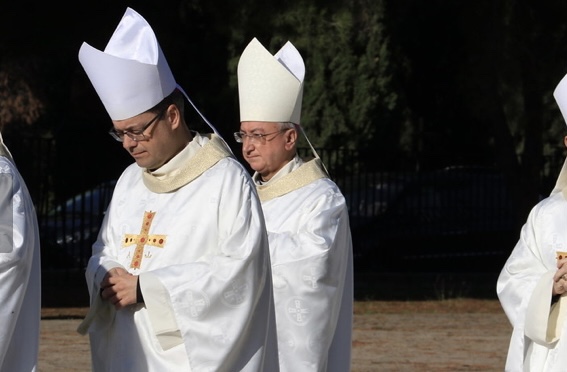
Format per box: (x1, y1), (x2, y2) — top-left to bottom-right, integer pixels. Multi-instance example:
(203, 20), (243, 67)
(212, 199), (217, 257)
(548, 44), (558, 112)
(349, 167), (518, 272)
(40, 180), (117, 269)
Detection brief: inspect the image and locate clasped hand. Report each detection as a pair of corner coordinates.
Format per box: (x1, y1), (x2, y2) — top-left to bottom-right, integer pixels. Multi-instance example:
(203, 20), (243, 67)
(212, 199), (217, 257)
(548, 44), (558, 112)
(100, 267), (139, 310)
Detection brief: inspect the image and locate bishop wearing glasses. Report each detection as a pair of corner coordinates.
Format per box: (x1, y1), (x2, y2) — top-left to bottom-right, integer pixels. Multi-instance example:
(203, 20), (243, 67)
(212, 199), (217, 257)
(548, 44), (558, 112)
(75, 8), (278, 371)
(235, 37), (354, 372)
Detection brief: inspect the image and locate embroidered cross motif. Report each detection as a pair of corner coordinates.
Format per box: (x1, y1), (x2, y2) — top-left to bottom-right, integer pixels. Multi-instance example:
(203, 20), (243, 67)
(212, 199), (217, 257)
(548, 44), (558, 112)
(288, 298), (310, 323)
(302, 266), (319, 289)
(122, 211), (166, 269)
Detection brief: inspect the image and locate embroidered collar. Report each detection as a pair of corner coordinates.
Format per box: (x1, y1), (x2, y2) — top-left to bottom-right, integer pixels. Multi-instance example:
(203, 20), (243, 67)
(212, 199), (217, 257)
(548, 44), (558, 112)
(142, 133), (233, 193)
(255, 157), (328, 202)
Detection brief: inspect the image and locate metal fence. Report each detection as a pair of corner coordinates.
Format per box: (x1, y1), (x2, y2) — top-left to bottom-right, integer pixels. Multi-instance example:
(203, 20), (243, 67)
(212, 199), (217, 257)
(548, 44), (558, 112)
(5, 136), (560, 275)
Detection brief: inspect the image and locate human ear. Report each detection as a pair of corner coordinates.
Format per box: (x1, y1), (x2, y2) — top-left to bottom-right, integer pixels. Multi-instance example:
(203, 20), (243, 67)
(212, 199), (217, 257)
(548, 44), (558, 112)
(284, 129), (297, 150)
(167, 105), (182, 129)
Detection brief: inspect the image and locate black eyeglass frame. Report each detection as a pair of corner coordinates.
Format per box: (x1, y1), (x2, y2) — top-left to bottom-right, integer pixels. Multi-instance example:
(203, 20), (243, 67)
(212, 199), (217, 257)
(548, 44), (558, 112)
(108, 107), (168, 142)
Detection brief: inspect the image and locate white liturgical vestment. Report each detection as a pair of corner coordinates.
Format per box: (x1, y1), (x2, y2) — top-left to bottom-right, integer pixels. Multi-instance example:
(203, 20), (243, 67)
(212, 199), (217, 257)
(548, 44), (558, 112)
(0, 136), (41, 372)
(79, 133), (279, 371)
(254, 155), (353, 372)
(497, 191), (567, 371)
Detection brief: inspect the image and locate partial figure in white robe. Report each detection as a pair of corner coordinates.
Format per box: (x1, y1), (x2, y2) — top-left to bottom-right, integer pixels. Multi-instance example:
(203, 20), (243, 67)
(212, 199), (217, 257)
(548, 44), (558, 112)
(236, 38), (353, 372)
(497, 71), (567, 371)
(0, 132), (41, 372)
(77, 8), (278, 371)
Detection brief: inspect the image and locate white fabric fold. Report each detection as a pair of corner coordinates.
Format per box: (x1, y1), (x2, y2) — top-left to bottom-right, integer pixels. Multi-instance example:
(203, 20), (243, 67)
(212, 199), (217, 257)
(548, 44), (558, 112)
(140, 271), (183, 350)
(525, 270), (567, 345)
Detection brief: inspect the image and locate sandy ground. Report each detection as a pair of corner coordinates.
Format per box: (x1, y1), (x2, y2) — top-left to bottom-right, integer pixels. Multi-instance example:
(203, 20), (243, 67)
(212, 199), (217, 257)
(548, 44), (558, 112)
(38, 299), (511, 372)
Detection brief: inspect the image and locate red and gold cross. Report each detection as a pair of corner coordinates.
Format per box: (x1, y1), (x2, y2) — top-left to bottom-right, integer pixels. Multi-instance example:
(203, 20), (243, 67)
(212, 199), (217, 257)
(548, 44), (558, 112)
(122, 211), (166, 269)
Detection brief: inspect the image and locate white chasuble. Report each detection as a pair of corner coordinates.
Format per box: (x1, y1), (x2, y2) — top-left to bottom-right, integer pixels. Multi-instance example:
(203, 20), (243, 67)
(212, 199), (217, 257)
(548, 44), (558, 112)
(0, 140), (41, 372)
(80, 133), (279, 371)
(255, 156), (354, 372)
(498, 192), (567, 371)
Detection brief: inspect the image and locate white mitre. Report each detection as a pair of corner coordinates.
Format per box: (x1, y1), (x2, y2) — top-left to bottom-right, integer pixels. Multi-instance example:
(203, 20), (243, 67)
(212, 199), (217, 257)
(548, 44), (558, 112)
(78, 7), (176, 121)
(551, 74), (567, 195)
(237, 38), (305, 124)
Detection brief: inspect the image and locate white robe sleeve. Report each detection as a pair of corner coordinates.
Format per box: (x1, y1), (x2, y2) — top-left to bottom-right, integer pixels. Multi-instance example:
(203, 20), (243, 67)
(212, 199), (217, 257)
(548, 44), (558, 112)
(525, 270), (567, 345)
(0, 171), (22, 365)
(77, 251), (121, 335)
(497, 194), (567, 371)
(140, 271), (183, 350)
(0, 161), (41, 371)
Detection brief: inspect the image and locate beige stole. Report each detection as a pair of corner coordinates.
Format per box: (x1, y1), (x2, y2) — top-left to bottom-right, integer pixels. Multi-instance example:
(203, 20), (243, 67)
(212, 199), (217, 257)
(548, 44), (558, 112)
(142, 133), (232, 193)
(256, 157), (328, 202)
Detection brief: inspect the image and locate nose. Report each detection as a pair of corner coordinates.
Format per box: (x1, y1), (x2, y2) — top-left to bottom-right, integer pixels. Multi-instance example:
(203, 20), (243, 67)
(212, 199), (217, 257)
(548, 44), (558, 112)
(242, 138), (255, 152)
(122, 135), (137, 150)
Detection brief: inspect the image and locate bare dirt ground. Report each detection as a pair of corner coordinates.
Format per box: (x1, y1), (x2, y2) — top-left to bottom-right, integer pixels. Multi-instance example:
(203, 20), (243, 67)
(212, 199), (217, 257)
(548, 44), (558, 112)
(39, 298), (511, 372)
(351, 299), (510, 372)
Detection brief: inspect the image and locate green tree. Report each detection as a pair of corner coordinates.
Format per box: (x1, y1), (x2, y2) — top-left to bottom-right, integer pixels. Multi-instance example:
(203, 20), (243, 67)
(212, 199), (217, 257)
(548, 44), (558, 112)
(226, 0), (408, 171)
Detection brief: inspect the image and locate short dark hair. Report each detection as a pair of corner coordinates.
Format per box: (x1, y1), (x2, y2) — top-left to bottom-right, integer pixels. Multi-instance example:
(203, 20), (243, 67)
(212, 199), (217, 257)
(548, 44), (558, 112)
(150, 88), (185, 117)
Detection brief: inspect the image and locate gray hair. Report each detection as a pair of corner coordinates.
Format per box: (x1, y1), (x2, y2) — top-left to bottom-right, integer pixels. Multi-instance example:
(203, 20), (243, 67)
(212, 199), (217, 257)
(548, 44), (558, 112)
(279, 122), (297, 130)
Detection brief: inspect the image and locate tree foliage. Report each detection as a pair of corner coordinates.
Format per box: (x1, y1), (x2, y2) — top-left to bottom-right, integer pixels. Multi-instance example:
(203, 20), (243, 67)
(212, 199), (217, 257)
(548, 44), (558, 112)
(223, 0), (407, 170)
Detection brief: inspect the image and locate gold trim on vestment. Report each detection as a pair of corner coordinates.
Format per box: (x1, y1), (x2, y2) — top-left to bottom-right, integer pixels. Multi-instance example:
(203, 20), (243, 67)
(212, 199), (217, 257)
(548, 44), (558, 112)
(142, 134), (233, 193)
(256, 157), (329, 202)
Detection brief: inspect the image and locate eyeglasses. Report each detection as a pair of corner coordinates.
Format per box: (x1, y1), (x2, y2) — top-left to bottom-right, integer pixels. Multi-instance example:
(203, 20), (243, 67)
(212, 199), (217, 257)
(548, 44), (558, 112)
(108, 108), (167, 142)
(233, 130), (286, 144)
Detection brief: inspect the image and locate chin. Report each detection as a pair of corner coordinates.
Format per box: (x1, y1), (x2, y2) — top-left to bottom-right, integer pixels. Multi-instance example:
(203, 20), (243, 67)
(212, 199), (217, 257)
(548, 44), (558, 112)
(135, 160), (155, 170)
(245, 157), (261, 168)
(249, 165), (263, 174)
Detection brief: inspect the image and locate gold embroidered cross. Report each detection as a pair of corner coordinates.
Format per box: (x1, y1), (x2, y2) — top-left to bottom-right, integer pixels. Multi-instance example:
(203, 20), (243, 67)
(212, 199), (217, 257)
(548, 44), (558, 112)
(122, 211), (166, 269)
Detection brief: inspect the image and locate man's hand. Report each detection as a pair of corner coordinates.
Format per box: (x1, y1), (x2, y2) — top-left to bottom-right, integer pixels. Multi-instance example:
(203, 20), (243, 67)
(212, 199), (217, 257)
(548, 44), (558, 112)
(553, 258), (567, 296)
(100, 267), (138, 310)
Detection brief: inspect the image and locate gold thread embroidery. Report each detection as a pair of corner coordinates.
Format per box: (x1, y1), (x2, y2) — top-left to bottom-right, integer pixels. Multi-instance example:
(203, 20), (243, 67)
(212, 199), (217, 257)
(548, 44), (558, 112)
(122, 211), (166, 269)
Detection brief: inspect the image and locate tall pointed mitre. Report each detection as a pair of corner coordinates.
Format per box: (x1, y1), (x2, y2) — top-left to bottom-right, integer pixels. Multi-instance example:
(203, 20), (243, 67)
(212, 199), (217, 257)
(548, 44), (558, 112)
(551, 74), (567, 196)
(237, 38), (305, 124)
(78, 7), (177, 121)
